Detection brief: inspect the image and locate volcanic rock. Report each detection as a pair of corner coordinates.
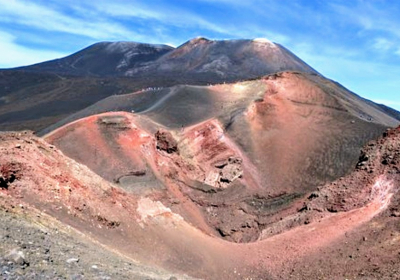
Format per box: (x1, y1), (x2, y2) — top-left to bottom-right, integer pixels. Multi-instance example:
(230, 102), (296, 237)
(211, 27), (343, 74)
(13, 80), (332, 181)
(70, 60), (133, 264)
(5, 249), (28, 266)
(0, 162), (20, 189)
(155, 130), (178, 154)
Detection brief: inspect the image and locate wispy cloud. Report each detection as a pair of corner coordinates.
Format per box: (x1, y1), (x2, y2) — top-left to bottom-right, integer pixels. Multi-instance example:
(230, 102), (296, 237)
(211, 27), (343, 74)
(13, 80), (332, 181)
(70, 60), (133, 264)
(0, 0), (259, 44)
(331, 1), (400, 39)
(372, 37), (393, 52)
(0, 0), (294, 50)
(0, 31), (66, 68)
(0, 0), (140, 40)
(88, 1), (237, 36)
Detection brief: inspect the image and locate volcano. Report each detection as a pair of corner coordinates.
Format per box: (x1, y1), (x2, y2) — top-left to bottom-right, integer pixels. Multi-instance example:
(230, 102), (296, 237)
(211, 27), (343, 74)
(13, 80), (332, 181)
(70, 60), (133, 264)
(1, 38), (400, 279)
(0, 38), (317, 131)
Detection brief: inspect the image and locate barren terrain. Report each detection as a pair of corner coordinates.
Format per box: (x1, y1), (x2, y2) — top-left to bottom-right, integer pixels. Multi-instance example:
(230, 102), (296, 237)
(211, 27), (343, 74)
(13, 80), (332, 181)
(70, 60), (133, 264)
(1, 38), (400, 279)
(1, 125), (400, 279)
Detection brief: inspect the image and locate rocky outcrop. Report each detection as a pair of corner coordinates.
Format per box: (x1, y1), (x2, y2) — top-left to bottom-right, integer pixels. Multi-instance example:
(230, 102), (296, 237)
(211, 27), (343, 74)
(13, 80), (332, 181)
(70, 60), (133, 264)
(0, 162), (21, 189)
(155, 130), (178, 154)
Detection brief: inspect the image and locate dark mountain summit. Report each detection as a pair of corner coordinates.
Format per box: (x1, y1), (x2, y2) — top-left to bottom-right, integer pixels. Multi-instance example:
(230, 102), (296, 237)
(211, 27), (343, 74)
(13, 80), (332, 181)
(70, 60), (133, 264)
(12, 37), (317, 79)
(124, 37), (318, 80)
(14, 41), (174, 77)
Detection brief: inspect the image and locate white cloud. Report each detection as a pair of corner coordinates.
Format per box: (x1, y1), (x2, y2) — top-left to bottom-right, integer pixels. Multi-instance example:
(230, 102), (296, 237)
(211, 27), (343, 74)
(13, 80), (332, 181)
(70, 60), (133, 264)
(0, 0), (243, 43)
(372, 37), (393, 52)
(0, 0), (291, 51)
(0, 0), (140, 40)
(0, 31), (66, 68)
(86, 0), (290, 42)
(332, 2), (400, 38)
(90, 1), (232, 35)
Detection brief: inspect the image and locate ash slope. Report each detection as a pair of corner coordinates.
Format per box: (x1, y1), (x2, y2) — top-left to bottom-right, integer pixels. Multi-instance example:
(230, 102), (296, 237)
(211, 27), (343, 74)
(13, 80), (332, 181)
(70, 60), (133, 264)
(44, 72), (399, 243)
(2, 124), (400, 279)
(0, 38), (317, 132)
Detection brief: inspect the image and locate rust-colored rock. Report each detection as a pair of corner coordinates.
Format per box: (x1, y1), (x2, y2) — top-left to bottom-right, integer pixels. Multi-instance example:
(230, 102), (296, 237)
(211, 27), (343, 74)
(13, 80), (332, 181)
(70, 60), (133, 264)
(0, 162), (21, 189)
(155, 130), (178, 154)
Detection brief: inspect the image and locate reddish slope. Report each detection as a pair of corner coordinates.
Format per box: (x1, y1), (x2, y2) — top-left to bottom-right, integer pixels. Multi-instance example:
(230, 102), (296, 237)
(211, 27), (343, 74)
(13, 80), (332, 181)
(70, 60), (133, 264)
(44, 73), (399, 243)
(239, 72), (396, 194)
(45, 112), (264, 241)
(2, 126), (400, 279)
(45, 113), (160, 193)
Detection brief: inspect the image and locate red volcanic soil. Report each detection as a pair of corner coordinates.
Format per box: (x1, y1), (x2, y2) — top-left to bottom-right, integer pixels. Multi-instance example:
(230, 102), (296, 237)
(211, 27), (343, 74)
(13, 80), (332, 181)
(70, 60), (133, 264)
(2, 125), (400, 279)
(45, 112), (158, 189)
(43, 72), (399, 245)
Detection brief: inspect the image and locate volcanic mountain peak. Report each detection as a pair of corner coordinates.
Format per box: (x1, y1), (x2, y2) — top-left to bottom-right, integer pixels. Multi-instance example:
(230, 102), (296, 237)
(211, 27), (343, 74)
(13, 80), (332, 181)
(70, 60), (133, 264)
(14, 40), (174, 76)
(185, 36), (211, 45)
(1, 37), (398, 134)
(141, 38), (318, 79)
(12, 37), (318, 79)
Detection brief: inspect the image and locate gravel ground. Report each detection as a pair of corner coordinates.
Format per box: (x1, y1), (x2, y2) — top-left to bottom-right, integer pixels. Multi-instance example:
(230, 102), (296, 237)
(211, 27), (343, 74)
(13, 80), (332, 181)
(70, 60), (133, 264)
(0, 202), (189, 280)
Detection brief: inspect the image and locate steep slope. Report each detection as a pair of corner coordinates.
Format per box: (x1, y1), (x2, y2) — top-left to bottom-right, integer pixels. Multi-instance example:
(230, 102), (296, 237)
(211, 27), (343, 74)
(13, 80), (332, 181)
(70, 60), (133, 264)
(13, 41), (174, 77)
(125, 37), (318, 80)
(0, 38), (319, 132)
(2, 124), (400, 279)
(44, 72), (399, 243)
(264, 125), (400, 279)
(13, 38), (317, 79)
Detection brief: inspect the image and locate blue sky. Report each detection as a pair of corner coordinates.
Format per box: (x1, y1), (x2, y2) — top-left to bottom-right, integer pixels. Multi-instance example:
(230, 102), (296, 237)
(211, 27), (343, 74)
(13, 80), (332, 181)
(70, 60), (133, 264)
(0, 0), (399, 110)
